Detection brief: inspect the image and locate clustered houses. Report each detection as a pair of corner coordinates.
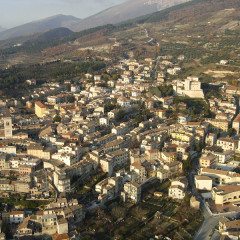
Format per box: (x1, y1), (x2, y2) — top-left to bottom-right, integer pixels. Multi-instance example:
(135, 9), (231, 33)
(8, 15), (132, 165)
(1, 53), (240, 239)
(9, 198), (85, 238)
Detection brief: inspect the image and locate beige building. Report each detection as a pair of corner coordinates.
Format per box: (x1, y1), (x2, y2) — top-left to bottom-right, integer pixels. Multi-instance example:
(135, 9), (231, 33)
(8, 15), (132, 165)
(130, 161), (147, 183)
(200, 168), (240, 185)
(168, 178), (187, 200)
(95, 177), (122, 202)
(217, 138), (237, 151)
(35, 101), (47, 118)
(190, 196), (200, 209)
(212, 185), (240, 205)
(195, 175), (212, 191)
(219, 218), (240, 239)
(27, 144), (52, 160)
(232, 113), (240, 134)
(205, 119), (229, 132)
(122, 181), (141, 203)
(199, 153), (217, 168)
(205, 133), (217, 146)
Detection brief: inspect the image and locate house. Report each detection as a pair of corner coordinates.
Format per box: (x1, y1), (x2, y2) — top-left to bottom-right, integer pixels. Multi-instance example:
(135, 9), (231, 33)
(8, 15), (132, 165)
(190, 196), (200, 210)
(122, 181), (142, 203)
(199, 168), (240, 185)
(159, 96), (174, 109)
(15, 216), (33, 237)
(212, 185), (240, 205)
(156, 161), (183, 182)
(53, 171), (71, 193)
(27, 144), (52, 160)
(205, 133), (217, 146)
(35, 101), (47, 118)
(232, 113), (240, 134)
(195, 175), (213, 191)
(199, 153), (217, 168)
(100, 149), (129, 176)
(217, 138), (237, 151)
(118, 97), (131, 107)
(155, 109), (166, 119)
(168, 177), (187, 200)
(130, 161), (147, 183)
(173, 77), (204, 99)
(95, 177), (122, 203)
(99, 117), (109, 125)
(219, 218), (240, 239)
(205, 119), (229, 132)
(9, 211), (24, 224)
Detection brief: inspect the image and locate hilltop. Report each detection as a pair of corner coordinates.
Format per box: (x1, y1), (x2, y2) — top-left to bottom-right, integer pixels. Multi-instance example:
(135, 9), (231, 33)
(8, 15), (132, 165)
(0, 15), (81, 41)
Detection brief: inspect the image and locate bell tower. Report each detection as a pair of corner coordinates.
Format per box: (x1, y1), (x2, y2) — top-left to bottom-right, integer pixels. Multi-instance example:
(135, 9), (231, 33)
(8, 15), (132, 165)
(4, 116), (13, 139)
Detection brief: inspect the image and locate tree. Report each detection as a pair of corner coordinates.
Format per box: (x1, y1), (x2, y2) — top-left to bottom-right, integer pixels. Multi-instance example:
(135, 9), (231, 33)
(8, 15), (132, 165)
(111, 206), (126, 220)
(53, 115), (61, 123)
(228, 128), (236, 137)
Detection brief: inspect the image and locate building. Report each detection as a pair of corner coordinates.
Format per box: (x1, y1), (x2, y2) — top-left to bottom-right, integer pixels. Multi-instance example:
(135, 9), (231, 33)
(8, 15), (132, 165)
(217, 138), (237, 151)
(130, 161), (147, 183)
(232, 113), (240, 134)
(53, 171), (71, 193)
(219, 218), (240, 239)
(27, 144), (52, 160)
(3, 116), (13, 139)
(168, 177), (187, 200)
(190, 196), (200, 210)
(173, 77), (204, 99)
(122, 181), (142, 203)
(195, 175), (213, 191)
(199, 168), (240, 185)
(205, 133), (217, 146)
(95, 177), (122, 203)
(212, 185), (240, 205)
(9, 211), (24, 224)
(35, 101), (47, 118)
(199, 153), (217, 168)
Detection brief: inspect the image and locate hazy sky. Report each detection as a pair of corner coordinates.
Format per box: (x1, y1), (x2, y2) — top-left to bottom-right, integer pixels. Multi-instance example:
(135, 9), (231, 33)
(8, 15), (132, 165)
(0, 0), (126, 29)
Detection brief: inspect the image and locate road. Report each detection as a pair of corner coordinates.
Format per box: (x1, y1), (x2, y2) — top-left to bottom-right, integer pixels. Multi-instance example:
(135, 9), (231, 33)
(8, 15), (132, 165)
(194, 209), (238, 240)
(189, 155), (239, 240)
(194, 215), (220, 240)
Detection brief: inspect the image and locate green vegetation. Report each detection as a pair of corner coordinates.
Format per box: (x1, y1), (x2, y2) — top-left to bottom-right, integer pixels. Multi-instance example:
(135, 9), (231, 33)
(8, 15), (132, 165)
(0, 195), (50, 210)
(80, 192), (203, 240)
(53, 115), (62, 123)
(0, 60), (106, 91)
(149, 85), (173, 98)
(0, 25), (116, 55)
(174, 97), (212, 119)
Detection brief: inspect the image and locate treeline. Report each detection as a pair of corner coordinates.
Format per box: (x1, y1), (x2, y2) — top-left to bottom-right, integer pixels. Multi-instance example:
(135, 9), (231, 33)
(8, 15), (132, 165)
(0, 60), (106, 89)
(0, 25), (116, 56)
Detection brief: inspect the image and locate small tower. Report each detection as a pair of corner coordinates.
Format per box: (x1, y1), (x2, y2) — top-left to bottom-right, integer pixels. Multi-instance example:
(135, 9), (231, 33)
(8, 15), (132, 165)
(3, 116), (13, 139)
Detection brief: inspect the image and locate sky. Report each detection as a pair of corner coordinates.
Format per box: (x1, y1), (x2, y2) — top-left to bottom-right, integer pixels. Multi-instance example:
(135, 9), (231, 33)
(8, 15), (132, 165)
(0, 0), (126, 29)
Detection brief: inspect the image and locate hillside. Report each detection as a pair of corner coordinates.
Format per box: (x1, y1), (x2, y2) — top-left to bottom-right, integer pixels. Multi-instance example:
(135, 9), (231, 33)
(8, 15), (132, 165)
(71, 0), (191, 32)
(123, 0), (240, 25)
(0, 15), (81, 41)
(0, 27), (6, 33)
(1, 0), (240, 67)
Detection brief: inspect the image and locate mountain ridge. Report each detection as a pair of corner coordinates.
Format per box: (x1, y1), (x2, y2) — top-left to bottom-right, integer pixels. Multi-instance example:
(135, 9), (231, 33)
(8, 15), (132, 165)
(0, 26), (6, 33)
(71, 0), (191, 31)
(0, 0), (190, 41)
(0, 15), (81, 41)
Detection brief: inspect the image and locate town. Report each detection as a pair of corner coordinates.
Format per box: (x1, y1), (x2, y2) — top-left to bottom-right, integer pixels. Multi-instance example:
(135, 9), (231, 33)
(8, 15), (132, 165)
(1, 0), (240, 240)
(0, 51), (240, 240)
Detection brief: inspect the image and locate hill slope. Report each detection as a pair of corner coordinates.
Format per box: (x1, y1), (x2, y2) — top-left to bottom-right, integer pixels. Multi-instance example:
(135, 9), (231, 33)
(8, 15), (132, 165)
(71, 0), (191, 31)
(1, 0), (240, 66)
(128, 0), (240, 25)
(0, 27), (6, 33)
(0, 15), (81, 41)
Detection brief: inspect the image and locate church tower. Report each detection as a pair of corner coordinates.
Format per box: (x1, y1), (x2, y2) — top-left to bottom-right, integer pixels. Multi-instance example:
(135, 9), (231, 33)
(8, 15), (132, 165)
(4, 116), (13, 139)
